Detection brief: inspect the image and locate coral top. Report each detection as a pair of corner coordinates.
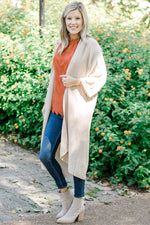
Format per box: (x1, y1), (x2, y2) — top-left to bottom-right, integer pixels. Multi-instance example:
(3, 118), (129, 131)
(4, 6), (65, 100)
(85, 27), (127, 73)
(52, 39), (80, 116)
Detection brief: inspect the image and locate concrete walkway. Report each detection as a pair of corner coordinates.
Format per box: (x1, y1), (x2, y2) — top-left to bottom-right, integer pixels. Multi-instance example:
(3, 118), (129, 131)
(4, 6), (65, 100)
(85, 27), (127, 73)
(0, 136), (150, 225)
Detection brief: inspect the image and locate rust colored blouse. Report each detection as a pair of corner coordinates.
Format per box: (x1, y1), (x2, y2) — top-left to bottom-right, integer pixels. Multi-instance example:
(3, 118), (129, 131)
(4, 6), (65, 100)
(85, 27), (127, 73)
(51, 39), (80, 116)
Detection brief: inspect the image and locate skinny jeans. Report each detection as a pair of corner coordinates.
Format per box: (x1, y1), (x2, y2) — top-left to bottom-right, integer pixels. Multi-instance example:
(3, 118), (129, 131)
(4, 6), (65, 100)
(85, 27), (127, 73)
(39, 112), (85, 198)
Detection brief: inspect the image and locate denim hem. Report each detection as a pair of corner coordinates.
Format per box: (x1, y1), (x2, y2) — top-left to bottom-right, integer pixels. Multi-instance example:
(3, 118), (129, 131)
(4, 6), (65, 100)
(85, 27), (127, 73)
(74, 194), (85, 198)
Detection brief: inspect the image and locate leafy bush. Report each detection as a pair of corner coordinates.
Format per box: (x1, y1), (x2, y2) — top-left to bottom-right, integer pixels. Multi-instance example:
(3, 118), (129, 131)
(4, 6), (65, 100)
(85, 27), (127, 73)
(88, 20), (150, 188)
(0, 0), (150, 188)
(0, 31), (51, 148)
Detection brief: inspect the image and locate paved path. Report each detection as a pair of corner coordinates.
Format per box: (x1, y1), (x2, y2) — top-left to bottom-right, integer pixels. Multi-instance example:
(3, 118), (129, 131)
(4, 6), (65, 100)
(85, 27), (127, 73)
(0, 137), (150, 225)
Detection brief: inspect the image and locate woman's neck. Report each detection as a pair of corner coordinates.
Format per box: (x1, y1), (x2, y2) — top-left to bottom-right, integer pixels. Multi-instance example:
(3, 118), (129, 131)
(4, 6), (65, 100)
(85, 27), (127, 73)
(69, 33), (80, 40)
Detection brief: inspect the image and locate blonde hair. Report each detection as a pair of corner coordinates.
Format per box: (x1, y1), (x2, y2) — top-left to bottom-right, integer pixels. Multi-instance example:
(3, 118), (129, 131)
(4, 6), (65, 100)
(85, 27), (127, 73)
(58, 1), (88, 54)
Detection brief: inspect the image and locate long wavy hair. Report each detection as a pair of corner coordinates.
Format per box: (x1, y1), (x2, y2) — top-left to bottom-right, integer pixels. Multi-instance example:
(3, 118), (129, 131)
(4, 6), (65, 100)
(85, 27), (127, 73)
(58, 1), (88, 54)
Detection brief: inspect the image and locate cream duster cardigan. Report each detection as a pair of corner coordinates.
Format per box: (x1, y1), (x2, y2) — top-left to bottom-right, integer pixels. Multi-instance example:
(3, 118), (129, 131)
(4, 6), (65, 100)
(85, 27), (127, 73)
(40, 36), (107, 180)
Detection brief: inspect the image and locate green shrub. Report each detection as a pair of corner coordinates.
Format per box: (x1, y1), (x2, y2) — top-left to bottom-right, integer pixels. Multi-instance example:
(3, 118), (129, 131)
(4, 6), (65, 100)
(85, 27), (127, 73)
(88, 20), (150, 188)
(0, 30), (54, 148)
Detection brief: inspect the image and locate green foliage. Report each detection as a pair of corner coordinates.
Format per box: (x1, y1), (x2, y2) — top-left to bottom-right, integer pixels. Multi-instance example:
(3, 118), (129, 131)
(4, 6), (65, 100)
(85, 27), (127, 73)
(88, 20), (150, 188)
(0, 0), (150, 188)
(0, 30), (53, 148)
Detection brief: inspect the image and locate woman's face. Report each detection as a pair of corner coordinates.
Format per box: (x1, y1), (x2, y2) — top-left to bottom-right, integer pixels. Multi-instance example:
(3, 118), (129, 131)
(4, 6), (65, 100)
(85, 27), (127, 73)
(65, 9), (83, 39)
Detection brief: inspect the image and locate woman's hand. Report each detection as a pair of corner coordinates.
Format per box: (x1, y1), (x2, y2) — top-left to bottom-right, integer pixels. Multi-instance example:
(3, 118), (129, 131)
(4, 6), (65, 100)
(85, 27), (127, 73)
(42, 104), (46, 117)
(60, 75), (81, 88)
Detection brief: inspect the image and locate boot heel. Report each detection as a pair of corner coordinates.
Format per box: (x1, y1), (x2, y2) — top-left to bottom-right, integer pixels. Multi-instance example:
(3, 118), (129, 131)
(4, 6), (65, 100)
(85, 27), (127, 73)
(77, 210), (84, 222)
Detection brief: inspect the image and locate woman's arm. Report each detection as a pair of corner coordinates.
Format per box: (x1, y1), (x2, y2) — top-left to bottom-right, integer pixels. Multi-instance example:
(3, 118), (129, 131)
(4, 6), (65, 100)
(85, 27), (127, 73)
(60, 38), (107, 97)
(79, 41), (107, 98)
(61, 45), (107, 97)
(80, 48), (107, 98)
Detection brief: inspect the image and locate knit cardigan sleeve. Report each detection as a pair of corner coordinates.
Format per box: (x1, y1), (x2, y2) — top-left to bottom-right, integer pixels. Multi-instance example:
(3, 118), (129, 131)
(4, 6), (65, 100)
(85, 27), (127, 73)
(44, 39), (61, 104)
(80, 41), (107, 98)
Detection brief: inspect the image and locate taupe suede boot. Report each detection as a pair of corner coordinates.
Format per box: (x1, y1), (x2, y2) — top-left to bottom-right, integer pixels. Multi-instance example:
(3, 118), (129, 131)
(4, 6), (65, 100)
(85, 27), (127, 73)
(57, 197), (85, 224)
(56, 188), (74, 219)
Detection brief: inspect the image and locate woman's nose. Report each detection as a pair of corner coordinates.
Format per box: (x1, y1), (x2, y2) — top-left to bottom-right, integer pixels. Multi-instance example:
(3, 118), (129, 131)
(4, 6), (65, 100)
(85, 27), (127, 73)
(71, 19), (76, 24)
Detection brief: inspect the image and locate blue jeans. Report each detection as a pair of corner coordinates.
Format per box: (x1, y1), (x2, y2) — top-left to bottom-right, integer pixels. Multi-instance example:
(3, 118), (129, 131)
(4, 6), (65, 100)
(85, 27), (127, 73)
(39, 112), (85, 198)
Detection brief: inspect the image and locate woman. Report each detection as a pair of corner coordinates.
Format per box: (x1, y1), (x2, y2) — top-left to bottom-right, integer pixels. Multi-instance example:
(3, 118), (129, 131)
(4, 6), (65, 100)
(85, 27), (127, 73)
(39, 1), (107, 224)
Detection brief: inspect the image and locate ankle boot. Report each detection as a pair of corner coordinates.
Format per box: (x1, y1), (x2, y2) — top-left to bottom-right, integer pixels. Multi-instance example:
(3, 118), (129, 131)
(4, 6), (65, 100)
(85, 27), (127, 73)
(57, 197), (85, 224)
(56, 188), (74, 219)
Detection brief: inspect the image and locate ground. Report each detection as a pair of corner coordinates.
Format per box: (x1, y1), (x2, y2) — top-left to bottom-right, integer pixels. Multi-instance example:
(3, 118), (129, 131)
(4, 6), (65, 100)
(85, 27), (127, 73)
(0, 136), (150, 225)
